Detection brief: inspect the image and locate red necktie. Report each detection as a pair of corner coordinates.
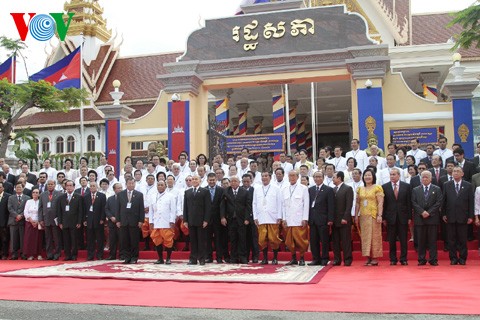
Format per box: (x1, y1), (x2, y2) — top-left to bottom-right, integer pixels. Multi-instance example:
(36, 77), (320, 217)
(81, 188), (85, 196)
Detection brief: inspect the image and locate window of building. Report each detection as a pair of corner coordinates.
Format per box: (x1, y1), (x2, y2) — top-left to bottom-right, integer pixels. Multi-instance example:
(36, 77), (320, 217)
(87, 135), (95, 152)
(42, 138), (50, 153)
(131, 141), (143, 150)
(56, 137), (64, 154)
(35, 138), (40, 155)
(67, 136), (75, 153)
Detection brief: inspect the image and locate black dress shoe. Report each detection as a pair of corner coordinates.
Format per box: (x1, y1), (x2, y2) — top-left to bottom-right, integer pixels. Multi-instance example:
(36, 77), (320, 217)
(390, 261), (397, 266)
(216, 259), (223, 264)
(429, 261), (438, 266)
(308, 260), (320, 266)
(187, 261), (197, 265)
(130, 259), (138, 264)
(96, 256), (103, 261)
(21, 255), (27, 260)
(450, 260), (458, 265)
(285, 259), (298, 266)
(252, 257), (259, 263)
(320, 261), (328, 266)
(72, 256), (77, 261)
(260, 258), (268, 265)
(333, 261), (341, 266)
(240, 259), (248, 264)
(165, 259), (172, 265)
(199, 260), (206, 266)
(271, 259), (278, 265)
(344, 262), (352, 266)
(123, 259), (131, 264)
(418, 261), (427, 266)
(106, 256), (116, 260)
(9, 256), (18, 260)
(87, 257), (94, 261)
(205, 258), (213, 263)
(400, 261), (408, 266)
(458, 260), (466, 265)
(53, 255), (60, 261)
(298, 258), (305, 266)
(154, 259), (164, 264)
(46, 256), (53, 261)
(64, 257), (72, 261)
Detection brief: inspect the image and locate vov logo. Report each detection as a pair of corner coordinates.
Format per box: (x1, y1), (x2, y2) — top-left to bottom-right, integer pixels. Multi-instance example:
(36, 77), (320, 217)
(11, 13), (75, 42)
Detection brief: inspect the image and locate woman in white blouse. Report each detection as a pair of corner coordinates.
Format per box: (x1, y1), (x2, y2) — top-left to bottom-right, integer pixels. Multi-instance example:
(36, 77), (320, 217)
(23, 188), (44, 260)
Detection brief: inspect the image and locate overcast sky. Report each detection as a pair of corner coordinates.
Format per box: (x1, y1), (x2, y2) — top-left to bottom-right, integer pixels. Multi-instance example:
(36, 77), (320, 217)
(0, 0), (475, 81)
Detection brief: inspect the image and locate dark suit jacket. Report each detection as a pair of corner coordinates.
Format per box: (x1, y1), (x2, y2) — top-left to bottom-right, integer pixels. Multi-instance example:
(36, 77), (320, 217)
(34, 183), (47, 194)
(411, 184), (442, 225)
(409, 175), (421, 189)
(16, 173), (37, 185)
(183, 187), (211, 227)
(244, 187), (255, 222)
(460, 160), (475, 183)
(74, 187), (90, 196)
(5, 173), (15, 185)
(308, 184), (334, 226)
(206, 186), (225, 223)
(7, 193), (30, 226)
(442, 180), (474, 224)
(84, 192), (107, 229)
(382, 181), (412, 225)
(222, 187), (252, 223)
(429, 168), (447, 186)
(115, 189), (145, 227)
(471, 172), (480, 190)
(2, 181), (13, 195)
(421, 156), (433, 169)
(472, 155), (480, 173)
(105, 194), (118, 221)
(333, 183), (353, 227)
(0, 193), (11, 228)
(38, 190), (62, 226)
(57, 192), (83, 229)
(439, 175), (453, 192)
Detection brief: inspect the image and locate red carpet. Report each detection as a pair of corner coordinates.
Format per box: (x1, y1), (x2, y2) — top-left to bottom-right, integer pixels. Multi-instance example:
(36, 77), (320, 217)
(0, 249), (479, 314)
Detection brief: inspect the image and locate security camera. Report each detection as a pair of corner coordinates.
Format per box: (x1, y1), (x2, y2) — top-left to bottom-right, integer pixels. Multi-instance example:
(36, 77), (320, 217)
(365, 79), (372, 89)
(171, 93), (181, 102)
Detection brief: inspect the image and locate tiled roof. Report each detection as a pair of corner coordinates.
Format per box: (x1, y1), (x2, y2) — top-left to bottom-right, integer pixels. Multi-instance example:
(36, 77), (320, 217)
(412, 13), (480, 59)
(15, 109), (103, 127)
(95, 52), (183, 103)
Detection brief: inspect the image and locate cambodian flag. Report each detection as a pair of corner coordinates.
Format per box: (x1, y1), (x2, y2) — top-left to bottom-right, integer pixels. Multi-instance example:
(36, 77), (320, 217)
(0, 55), (15, 83)
(236, 0), (271, 14)
(30, 46), (81, 89)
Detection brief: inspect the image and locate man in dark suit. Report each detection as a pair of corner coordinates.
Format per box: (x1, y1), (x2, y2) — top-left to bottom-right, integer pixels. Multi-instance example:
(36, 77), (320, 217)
(57, 180), (83, 261)
(115, 177), (145, 264)
(0, 172), (14, 195)
(442, 166), (474, 265)
(382, 168), (411, 265)
(429, 155), (446, 186)
(74, 177), (89, 250)
(183, 175), (211, 265)
(38, 179), (62, 260)
(439, 160), (455, 191)
(83, 181), (107, 260)
(242, 173), (258, 263)
(7, 182), (30, 260)
(0, 182), (11, 259)
(205, 172), (226, 263)
(420, 144), (435, 169)
(33, 172), (48, 194)
(105, 183), (123, 260)
(308, 171), (334, 266)
(471, 142), (480, 173)
(331, 171), (353, 266)
(221, 176), (252, 264)
(453, 148), (475, 183)
(3, 164), (15, 185)
(16, 164), (37, 185)
(412, 171), (443, 266)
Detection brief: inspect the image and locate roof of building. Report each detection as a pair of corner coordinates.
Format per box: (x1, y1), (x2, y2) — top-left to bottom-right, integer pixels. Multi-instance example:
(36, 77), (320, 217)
(412, 12), (480, 59)
(95, 52), (183, 103)
(15, 108), (104, 128)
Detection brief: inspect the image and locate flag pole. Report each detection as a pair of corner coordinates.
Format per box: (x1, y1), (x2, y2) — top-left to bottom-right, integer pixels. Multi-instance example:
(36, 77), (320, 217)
(79, 35), (85, 157)
(311, 82), (317, 164)
(284, 84), (291, 156)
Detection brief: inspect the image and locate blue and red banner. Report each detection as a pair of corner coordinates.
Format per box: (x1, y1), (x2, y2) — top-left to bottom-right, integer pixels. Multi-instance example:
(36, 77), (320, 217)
(30, 47), (81, 89)
(168, 100), (190, 160)
(105, 120), (121, 178)
(0, 55), (15, 83)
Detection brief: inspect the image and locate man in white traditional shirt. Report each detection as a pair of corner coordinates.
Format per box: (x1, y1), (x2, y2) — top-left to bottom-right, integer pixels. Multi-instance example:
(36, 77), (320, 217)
(347, 168), (364, 220)
(274, 167), (288, 190)
(187, 160), (198, 177)
(96, 156), (108, 180)
(215, 168), (225, 187)
(253, 172), (283, 265)
(279, 153), (294, 174)
(55, 172), (66, 192)
(379, 154), (405, 185)
(407, 139), (427, 165)
(433, 136), (453, 168)
(368, 145), (387, 170)
(214, 155), (230, 175)
(298, 165), (314, 187)
(140, 174), (157, 250)
(177, 153), (189, 174)
(197, 166), (208, 187)
(346, 139), (368, 172)
(235, 148), (253, 171)
(171, 164), (186, 190)
(327, 146), (347, 172)
(249, 161), (262, 186)
(149, 180), (176, 264)
(237, 158), (250, 179)
(40, 159), (57, 182)
(133, 170), (146, 194)
(282, 170), (310, 266)
(323, 164), (335, 187)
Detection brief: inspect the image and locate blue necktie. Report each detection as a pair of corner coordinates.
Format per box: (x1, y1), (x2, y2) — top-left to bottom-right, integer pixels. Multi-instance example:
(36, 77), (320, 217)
(210, 187), (215, 201)
(424, 187), (428, 200)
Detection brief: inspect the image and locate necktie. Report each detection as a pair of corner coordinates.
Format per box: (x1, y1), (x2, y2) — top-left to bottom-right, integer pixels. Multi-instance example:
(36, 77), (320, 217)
(18, 195), (21, 203)
(193, 188), (197, 196)
(68, 194), (71, 202)
(393, 183), (398, 200)
(92, 194), (95, 205)
(233, 190), (237, 198)
(424, 186), (428, 200)
(435, 169), (439, 182)
(455, 183), (460, 194)
(316, 186), (320, 193)
(128, 191), (132, 202)
(333, 186), (338, 194)
(210, 187), (215, 201)
(449, 176), (453, 181)
(40, 184), (44, 193)
(81, 188), (85, 196)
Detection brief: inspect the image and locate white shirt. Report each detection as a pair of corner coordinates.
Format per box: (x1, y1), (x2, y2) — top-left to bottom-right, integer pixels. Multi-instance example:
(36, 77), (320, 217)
(326, 156), (347, 172)
(368, 156), (387, 170)
(474, 186), (480, 216)
(323, 176), (335, 188)
(433, 148), (453, 168)
(281, 183), (309, 227)
(280, 162), (294, 174)
(379, 166), (405, 185)
(24, 199), (40, 222)
(252, 183), (283, 224)
(149, 191), (176, 228)
(40, 167), (57, 181)
(407, 148), (427, 165)
(346, 149), (368, 172)
(347, 180), (364, 217)
(166, 187), (181, 217)
(274, 179), (288, 190)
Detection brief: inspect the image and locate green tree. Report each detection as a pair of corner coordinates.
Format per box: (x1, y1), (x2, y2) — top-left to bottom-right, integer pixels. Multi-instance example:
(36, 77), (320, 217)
(448, 1), (480, 50)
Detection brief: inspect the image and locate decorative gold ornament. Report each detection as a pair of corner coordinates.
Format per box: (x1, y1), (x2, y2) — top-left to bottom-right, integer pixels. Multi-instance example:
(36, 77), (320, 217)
(458, 124), (469, 143)
(365, 116), (376, 134)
